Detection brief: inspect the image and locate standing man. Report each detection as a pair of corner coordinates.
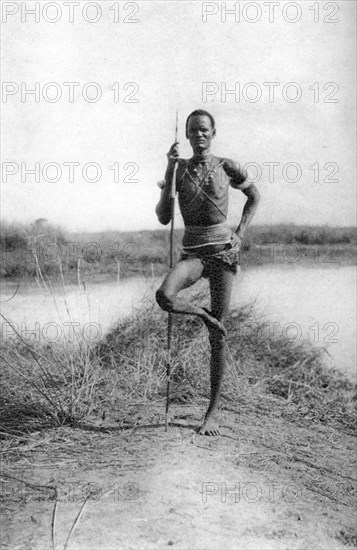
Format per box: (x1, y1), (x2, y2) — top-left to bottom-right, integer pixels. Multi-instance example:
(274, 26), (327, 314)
(155, 110), (260, 435)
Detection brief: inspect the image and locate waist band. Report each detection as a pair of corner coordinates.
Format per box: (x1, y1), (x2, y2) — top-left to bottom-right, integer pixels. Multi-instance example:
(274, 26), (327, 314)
(182, 223), (232, 249)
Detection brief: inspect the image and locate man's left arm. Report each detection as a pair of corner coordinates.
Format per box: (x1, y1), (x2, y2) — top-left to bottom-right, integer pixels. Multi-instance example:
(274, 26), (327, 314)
(235, 183), (260, 241)
(222, 158), (261, 241)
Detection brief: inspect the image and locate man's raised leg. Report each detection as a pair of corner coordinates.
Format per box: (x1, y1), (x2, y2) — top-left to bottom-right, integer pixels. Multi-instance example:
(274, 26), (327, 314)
(156, 259), (227, 334)
(200, 266), (234, 436)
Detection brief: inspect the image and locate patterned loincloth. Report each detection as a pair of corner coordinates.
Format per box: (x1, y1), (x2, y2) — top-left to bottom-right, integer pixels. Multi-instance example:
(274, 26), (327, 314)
(179, 233), (241, 278)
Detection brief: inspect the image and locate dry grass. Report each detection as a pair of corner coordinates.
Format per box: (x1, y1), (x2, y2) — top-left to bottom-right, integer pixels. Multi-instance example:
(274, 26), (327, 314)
(0, 328), (107, 435)
(1, 282), (356, 440)
(96, 292), (356, 433)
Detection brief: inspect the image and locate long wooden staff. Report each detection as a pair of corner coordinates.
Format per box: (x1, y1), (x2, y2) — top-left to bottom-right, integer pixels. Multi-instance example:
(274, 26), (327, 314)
(165, 110), (179, 432)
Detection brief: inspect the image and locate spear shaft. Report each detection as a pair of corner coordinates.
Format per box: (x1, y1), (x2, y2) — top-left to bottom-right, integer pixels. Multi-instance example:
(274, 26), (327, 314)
(165, 110), (178, 432)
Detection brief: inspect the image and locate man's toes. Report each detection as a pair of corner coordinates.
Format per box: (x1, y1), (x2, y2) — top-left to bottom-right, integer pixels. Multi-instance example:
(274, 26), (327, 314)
(212, 319), (227, 336)
(219, 324), (227, 337)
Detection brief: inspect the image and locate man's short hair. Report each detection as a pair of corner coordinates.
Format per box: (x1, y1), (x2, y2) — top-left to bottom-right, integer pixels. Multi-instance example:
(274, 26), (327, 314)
(185, 110), (216, 137)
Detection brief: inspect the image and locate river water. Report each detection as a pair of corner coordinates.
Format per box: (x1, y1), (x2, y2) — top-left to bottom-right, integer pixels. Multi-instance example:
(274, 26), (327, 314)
(1, 265), (356, 381)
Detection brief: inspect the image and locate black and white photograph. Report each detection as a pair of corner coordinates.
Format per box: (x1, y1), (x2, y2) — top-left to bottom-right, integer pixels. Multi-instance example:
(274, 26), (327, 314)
(1, 1), (356, 548)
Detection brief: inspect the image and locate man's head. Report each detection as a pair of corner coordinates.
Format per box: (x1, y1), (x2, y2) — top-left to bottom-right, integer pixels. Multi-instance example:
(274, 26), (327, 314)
(185, 110), (216, 154)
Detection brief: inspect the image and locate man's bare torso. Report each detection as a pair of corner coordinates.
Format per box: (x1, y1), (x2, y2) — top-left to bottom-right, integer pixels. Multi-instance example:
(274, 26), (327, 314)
(176, 155), (247, 226)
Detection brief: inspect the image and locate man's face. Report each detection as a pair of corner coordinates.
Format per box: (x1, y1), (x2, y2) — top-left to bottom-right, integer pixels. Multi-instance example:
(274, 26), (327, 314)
(187, 115), (216, 153)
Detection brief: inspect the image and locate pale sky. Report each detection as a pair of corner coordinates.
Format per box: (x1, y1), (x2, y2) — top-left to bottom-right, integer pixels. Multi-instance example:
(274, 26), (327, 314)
(1, 0), (356, 232)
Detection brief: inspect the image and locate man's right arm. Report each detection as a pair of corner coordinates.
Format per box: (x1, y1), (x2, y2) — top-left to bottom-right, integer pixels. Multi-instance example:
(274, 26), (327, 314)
(155, 174), (173, 225)
(155, 142), (180, 225)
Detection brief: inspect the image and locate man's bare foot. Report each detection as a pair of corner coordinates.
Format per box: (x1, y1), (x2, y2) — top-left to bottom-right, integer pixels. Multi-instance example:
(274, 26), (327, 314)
(201, 308), (227, 337)
(199, 413), (220, 436)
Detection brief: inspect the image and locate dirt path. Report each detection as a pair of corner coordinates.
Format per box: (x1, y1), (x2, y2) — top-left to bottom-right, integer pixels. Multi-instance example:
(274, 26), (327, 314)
(1, 405), (356, 550)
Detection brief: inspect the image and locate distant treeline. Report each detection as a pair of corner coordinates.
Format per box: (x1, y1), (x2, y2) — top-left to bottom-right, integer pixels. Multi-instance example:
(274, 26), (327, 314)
(1, 220), (356, 280)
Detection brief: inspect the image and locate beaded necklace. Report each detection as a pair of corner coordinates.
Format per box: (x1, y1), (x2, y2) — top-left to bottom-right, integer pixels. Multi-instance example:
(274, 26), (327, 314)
(185, 156), (223, 188)
(181, 157), (227, 218)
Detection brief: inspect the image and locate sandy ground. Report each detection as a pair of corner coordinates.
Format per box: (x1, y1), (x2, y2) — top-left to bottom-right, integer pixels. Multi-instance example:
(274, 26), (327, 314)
(1, 405), (356, 550)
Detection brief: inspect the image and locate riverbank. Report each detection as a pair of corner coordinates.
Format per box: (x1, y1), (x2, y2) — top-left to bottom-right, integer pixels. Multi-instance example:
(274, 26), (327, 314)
(1, 289), (356, 548)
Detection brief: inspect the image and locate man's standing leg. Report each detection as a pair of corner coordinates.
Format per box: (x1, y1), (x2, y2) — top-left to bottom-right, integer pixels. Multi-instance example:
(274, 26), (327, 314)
(200, 266), (234, 436)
